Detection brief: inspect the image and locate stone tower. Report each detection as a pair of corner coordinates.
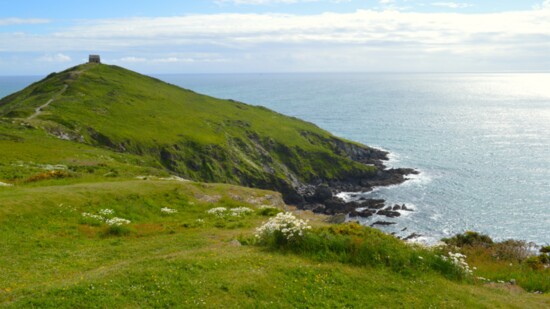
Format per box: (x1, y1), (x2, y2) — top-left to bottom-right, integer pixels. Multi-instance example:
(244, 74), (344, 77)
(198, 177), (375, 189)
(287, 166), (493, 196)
(89, 55), (101, 64)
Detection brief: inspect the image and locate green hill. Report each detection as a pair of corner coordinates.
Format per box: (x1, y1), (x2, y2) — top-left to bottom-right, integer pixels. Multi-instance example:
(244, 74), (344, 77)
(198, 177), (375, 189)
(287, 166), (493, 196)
(0, 63), (387, 202)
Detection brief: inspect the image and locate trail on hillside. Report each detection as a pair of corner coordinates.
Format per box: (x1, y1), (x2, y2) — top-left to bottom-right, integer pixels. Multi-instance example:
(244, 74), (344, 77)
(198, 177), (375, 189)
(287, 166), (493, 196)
(27, 84), (68, 120)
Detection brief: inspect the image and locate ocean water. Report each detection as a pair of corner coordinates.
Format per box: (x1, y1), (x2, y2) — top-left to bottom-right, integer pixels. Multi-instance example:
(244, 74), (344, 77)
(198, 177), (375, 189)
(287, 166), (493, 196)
(2, 73), (549, 244)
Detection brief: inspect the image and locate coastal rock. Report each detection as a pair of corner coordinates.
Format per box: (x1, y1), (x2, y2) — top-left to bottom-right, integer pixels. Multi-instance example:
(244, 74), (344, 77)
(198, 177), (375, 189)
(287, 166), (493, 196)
(312, 184), (332, 203)
(401, 204), (413, 211)
(403, 233), (422, 241)
(349, 209), (375, 218)
(377, 209), (401, 218)
(362, 199), (386, 210)
(371, 221), (397, 226)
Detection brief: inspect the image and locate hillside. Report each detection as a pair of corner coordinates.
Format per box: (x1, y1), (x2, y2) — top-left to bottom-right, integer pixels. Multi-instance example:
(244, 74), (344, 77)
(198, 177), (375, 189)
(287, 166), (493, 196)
(0, 63), (408, 205)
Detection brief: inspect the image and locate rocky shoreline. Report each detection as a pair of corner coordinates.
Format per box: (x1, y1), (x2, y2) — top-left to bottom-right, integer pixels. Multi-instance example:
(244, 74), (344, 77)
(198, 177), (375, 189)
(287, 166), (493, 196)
(290, 144), (419, 227)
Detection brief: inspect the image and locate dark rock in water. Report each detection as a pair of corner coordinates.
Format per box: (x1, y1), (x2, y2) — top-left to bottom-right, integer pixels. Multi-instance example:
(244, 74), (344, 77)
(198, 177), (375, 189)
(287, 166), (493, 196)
(392, 204), (401, 211)
(321, 199), (361, 215)
(362, 199), (386, 210)
(377, 209), (401, 218)
(403, 233), (422, 241)
(349, 209), (375, 218)
(371, 221), (397, 226)
(401, 204), (413, 211)
(401, 227), (408, 232)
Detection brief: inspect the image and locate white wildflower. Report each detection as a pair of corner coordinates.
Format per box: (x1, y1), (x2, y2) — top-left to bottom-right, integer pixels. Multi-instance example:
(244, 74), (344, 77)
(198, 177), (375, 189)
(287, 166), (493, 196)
(99, 208), (114, 216)
(255, 212), (311, 241)
(443, 252), (474, 276)
(81, 212), (105, 221)
(161, 207), (178, 214)
(105, 217), (131, 226)
(196, 219), (205, 223)
(207, 207), (227, 217)
(230, 207), (253, 217)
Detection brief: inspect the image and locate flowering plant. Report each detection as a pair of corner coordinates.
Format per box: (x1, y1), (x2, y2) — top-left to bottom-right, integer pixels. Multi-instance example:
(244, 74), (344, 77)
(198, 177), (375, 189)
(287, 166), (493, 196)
(81, 208), (131, 226)
(105, 217), (131, 226)
(161, 207), (178, 214)
(255, 212), (311, 243)
(229, 207), (253, 217)
(441, 252), (473, 276)
(207, 207), (227, 217)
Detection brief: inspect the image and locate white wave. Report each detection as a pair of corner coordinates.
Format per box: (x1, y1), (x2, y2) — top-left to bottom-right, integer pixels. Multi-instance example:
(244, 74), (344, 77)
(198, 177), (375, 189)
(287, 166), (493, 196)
(401, 170), (432, 187)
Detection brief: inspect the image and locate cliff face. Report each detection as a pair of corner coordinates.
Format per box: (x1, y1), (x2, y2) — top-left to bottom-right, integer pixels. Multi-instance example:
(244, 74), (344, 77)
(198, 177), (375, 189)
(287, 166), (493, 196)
(0, 63), (413, 204)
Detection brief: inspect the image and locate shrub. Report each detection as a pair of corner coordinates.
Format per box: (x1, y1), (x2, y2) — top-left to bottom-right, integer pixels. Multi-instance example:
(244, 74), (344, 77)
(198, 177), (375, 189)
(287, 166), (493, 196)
(103, 224), (131, 237)
(257, 206), (281, 217)
(442, 231), (493, 247)
(492, 240), (530, 262)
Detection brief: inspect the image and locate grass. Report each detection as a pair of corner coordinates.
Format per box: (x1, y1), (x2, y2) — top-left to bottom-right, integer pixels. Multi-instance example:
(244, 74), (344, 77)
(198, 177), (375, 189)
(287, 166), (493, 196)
(0, 180), (549, 308)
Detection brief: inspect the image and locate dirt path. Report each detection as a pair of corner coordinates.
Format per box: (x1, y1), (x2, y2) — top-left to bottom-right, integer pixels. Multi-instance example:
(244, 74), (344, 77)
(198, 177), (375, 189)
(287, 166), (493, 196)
(27, 84), (68, 120)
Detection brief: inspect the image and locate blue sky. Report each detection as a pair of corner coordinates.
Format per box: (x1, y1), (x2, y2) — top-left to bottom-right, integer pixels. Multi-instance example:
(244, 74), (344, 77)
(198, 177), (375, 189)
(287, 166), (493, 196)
(1, 0), (549, 74)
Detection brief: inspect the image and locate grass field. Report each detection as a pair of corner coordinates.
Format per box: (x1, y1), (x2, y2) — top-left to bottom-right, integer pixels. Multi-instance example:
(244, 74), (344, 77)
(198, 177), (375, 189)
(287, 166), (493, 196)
(0, 180), (549, 308)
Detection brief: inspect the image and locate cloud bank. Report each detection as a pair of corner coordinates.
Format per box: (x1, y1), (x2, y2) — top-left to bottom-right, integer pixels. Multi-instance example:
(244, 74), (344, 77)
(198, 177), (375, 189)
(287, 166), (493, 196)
(1, 3), (550, 73)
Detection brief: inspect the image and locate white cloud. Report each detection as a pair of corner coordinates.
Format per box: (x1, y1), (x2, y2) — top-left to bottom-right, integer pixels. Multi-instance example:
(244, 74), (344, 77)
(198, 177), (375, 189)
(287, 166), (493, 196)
(0, 18), (49, 26)
(3, 4), (550, 72)
(38, 53), (72, 62)
(119, 56), (146, 62)
(431, 2), (472, 9)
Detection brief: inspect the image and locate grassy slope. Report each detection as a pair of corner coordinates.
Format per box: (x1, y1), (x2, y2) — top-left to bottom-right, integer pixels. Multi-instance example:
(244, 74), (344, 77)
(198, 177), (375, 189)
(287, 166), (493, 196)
(1, 180), (548, 308)
(0, 63), (376, 190)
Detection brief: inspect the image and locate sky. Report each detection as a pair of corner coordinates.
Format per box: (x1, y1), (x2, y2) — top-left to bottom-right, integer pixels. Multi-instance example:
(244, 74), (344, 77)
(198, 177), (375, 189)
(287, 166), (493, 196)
(1, 0), (550, 75)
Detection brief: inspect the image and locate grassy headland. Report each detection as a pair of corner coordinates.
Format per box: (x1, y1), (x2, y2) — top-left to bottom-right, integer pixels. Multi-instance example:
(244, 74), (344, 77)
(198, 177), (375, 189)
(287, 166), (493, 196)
(0, 63), (548, 307)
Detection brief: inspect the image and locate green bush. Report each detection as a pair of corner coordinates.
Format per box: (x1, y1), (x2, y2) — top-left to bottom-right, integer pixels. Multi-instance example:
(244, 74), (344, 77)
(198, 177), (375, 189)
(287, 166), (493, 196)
(256, 207), (281, 217)
(442, 231), (493, 247)
(102, 224), (132, 237)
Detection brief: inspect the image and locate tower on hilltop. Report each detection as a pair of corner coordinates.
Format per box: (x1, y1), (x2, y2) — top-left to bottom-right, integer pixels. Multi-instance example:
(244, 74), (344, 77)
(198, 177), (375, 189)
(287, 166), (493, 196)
(89, 55), (101, 64)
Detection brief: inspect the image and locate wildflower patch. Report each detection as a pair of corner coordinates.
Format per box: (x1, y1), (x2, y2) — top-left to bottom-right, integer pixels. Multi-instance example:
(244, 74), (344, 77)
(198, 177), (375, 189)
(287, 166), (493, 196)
(255, 212), (311, 243)
(161, 207), (178, 214)
(81, 208), (131, 226)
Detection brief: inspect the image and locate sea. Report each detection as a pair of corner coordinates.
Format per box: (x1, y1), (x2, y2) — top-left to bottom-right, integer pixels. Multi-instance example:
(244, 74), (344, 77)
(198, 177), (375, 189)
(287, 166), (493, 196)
(1, 73), (549, 245)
